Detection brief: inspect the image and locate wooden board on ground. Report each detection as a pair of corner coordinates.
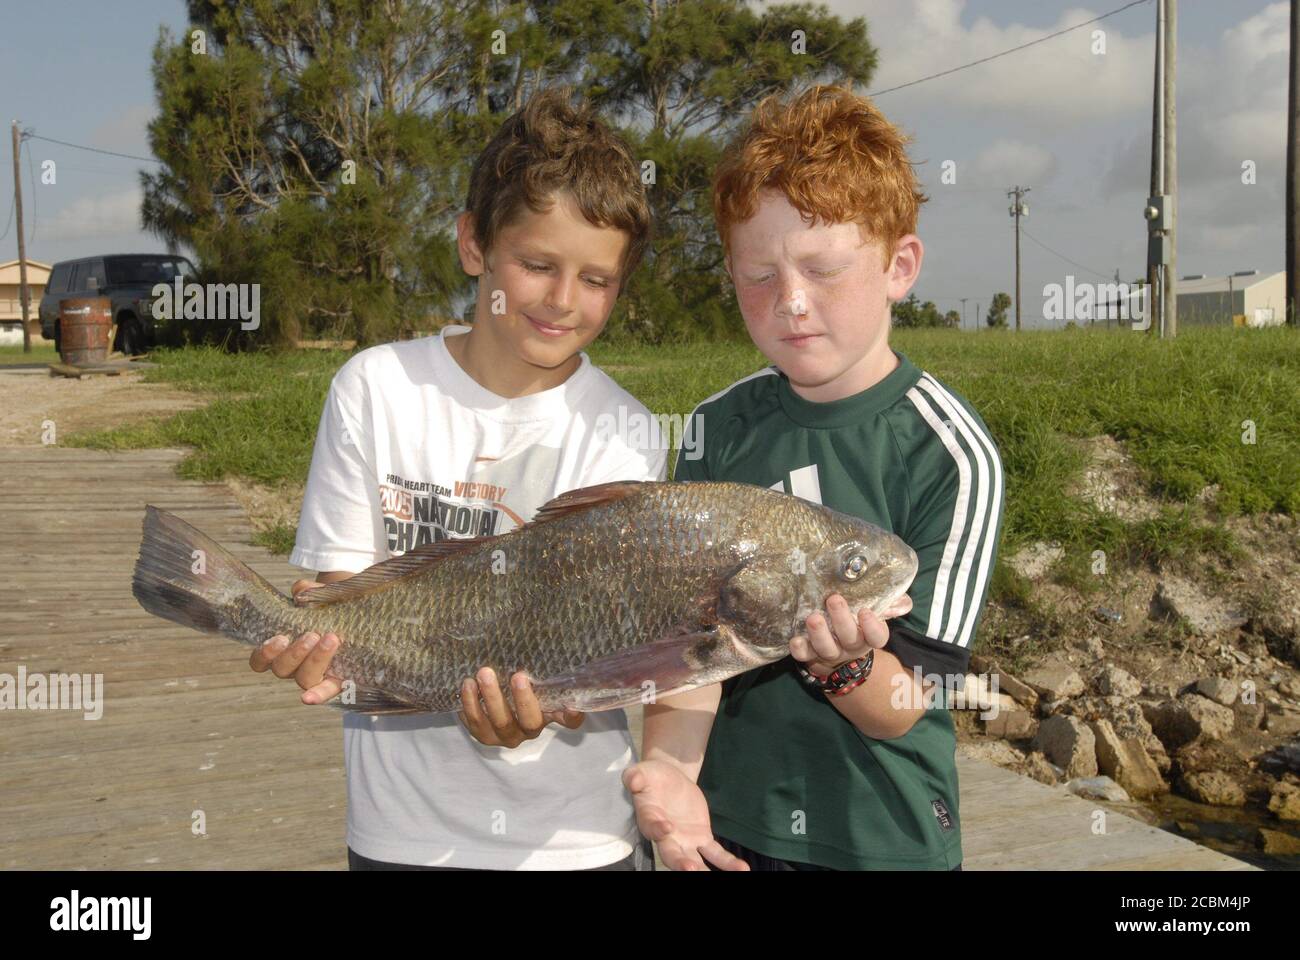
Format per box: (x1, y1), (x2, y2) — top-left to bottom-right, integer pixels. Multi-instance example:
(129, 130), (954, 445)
(48, 361), (126, 379)
(0, 446), (1259, 871)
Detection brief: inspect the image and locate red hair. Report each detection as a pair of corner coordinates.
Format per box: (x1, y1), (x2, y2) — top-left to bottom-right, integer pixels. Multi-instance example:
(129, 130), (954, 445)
(712, 84), (927, 263)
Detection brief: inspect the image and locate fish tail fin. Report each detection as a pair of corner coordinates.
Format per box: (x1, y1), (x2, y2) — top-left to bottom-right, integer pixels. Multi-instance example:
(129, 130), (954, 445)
(132, 505), (289, 644)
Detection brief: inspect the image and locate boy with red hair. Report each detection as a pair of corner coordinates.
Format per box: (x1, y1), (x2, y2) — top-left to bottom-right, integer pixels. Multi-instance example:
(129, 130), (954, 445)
(627, 85), (1005, 871)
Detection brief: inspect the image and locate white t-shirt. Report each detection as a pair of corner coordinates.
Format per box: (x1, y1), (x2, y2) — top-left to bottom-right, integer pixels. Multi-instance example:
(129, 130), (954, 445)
(290, 325), (668, 869)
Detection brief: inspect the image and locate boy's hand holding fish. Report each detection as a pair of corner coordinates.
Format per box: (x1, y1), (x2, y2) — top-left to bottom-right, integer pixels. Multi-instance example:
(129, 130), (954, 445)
(457, 669), (585, 748)
(250, 579), (583, 745)
(791, 592), (910, 677)
(249, 579), (346, 704)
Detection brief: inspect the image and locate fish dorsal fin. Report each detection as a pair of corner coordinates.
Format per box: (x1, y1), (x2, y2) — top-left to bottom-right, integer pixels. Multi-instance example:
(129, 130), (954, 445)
(529, 481), (648, 526)
(295, 536), (499, 606)
(295, 482), (646, 607)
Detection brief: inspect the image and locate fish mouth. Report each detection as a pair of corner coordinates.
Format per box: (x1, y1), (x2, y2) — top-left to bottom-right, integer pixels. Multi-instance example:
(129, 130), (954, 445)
(876, 593), (913, 619)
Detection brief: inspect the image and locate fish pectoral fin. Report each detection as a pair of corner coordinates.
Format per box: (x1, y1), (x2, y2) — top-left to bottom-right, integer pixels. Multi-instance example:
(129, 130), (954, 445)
(530, 630), (719, 712)
(327, 685), (428, 715)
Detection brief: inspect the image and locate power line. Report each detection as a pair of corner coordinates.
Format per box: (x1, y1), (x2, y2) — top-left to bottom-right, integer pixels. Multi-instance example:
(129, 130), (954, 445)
(1020, 226), (1111, 281)
(25, 132), (160, 165)
(868, 0), (1153, 97)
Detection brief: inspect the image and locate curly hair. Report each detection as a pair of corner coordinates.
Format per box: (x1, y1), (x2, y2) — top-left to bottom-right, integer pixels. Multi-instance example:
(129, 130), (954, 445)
(465, 86), (652, 292)
(712, 84), (927, 265)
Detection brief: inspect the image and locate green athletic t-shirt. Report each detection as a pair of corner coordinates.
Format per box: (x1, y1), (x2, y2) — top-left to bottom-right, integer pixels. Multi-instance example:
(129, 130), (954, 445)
(674, 350), (1005, 870)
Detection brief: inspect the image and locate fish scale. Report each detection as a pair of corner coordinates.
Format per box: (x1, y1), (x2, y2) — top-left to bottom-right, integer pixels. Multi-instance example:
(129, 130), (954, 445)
(133, 481), (919, 714)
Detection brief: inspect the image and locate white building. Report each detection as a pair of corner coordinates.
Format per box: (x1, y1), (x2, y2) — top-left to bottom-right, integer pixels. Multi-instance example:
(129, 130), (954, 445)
(1176, 270), (1286, 327)
(0, 259), (52, 345)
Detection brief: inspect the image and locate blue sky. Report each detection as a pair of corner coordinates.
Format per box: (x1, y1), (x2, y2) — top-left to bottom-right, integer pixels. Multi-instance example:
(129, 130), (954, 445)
(0, 1), (1288, 329)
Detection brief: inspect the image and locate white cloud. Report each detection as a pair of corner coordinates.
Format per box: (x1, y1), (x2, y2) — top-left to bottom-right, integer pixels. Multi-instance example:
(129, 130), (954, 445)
(835, 0), (1152, 123)
(38, 187), (143, 241)
(88, 104), (157, 157)
(970, 139), (1058, 186)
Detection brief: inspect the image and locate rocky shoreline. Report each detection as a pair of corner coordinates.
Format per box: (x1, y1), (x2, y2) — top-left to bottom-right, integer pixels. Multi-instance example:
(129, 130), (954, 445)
(956, 520), (1300, 867)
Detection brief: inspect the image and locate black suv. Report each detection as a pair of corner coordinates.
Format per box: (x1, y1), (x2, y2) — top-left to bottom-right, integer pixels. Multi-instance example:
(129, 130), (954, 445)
(39, 254), (197, 355)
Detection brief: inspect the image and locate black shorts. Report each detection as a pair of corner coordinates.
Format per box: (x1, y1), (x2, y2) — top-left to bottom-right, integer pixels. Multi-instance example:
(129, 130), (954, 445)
(712, 835), (962, 871)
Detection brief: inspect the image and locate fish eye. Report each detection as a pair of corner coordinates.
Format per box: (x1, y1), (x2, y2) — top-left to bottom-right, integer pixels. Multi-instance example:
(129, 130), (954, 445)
(842, 553), (868, 581)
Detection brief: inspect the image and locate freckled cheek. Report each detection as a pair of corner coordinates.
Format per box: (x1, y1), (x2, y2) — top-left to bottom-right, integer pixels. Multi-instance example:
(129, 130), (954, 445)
(819, 278), (882, 330)
(735, 287), (775, 328)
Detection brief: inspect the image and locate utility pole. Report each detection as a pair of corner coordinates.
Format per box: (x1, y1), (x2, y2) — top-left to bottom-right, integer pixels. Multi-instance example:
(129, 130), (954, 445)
(1008, 186), (1029, 331)
(976, 302), (981, 330)
(10, 121), (31, 353)
(1164, 0), (1178, 337)
(1288, 0), (1299, 325)
(1144, 0), (1165, 337)
(960, 297), (969, 331)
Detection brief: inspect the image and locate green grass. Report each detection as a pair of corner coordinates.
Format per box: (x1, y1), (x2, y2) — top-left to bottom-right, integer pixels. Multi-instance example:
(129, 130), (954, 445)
(65, 327), (1299, 581)
(0, 343), (58, 365)
(65, 346), (349, 485)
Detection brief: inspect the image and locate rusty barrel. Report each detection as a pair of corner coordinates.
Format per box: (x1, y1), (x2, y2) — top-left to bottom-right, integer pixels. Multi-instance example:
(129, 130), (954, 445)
(58, 297), (113, 366)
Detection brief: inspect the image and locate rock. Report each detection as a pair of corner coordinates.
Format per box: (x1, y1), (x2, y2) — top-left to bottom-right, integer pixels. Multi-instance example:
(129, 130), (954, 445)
(1174, 740), (1246, 779)
(1257, 605), (1300, 667)
(956, 740), (1023, 768)
(1194, 676), (1238, 706)
(1039, 698), (1070, 717)
(1022, 656), (1086, 701)
(1153, 577), (1248, 636)
(983, 708), (1037, 740)
(1008, 541), (1063, 580)
(1143, 695), (1236, 751)
(1265, 702), (1300, 738)
(1278, 676), (1300, 698)
(1144, 680), (1182, 699)
(1060, 696), (1171, 773)
(1031, 715), (1098, 780)
(1232, 696), (1265, 732)
(1257, 829), (1300, 855)
(1022, 751), (1062, 786)
(1090, 719), (1168, 799)
(1180, 771), (1246, 806)
(985, 664), (1039, 710)
(1067, 776), (1130, 802)
(950, 673), (1017, 714)
(1268, 781), (1300, 821)
(1096, 665), (1143, 698)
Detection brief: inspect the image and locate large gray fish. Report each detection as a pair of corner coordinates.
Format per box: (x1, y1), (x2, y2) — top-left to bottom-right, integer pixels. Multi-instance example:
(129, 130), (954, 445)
(132, 481), (917, 714)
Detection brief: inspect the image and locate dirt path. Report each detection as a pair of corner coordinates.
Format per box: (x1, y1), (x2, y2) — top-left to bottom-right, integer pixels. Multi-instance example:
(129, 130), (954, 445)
(0, 366), (205, 447)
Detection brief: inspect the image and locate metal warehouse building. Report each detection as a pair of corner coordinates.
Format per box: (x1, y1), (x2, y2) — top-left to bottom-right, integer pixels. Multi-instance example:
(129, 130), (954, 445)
(1176, 270), (1286, 327)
